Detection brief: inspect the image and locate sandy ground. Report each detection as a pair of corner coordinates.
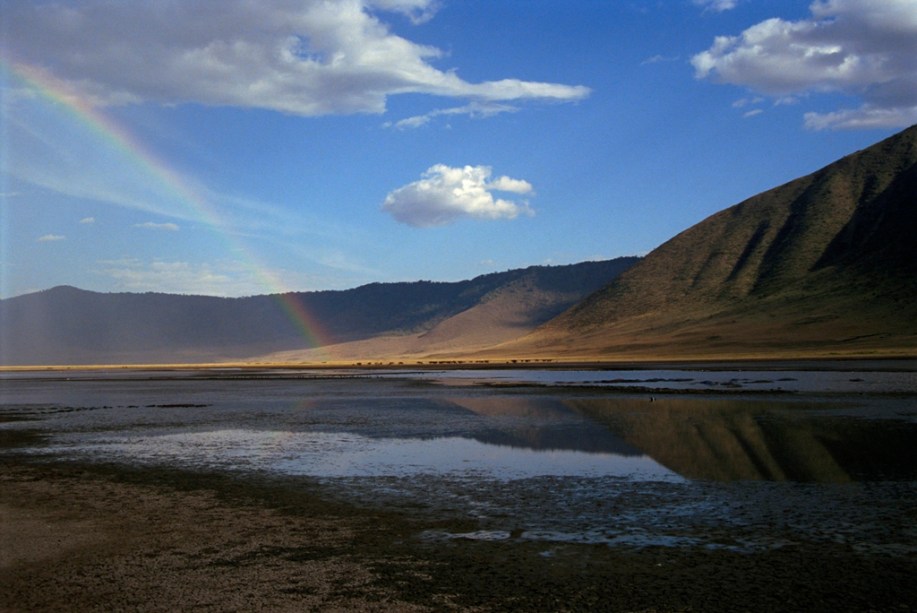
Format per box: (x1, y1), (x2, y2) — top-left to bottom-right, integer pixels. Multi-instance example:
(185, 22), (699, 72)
(2, 457), (917, 613)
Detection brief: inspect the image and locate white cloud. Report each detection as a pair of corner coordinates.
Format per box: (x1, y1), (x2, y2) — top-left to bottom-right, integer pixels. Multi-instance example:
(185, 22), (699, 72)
(804, 105), (917, 130)
(489, 175), (533, 193)
(384, 101), (517, 129)
(367, 0), (440, 24)
(692, 0), (917, 129)
(98, 259), (234, 295)
(693, 0), (739, 13)
(382, 164), (534, 227)
(37, 234), (65, 242)
(4, 0), (589, 117)
(134, 221), (180, 231)
(641, 54), (679, 65)
(96, 258), (340, 296)
(731, 96), (764, 108)
(79, 217), (95, 224)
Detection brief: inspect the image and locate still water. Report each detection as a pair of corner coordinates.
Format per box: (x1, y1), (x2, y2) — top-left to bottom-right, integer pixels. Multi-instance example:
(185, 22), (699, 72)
(2, 368), (917, 551)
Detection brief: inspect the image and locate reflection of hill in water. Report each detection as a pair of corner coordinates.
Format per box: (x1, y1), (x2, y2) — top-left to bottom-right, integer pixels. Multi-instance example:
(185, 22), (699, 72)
(446, 396), (642, 456)
(566, 397), (917, 483)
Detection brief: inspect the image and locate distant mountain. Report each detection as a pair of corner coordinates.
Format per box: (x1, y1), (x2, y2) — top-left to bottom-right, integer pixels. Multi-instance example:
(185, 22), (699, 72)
(503, 124), (917, 360)
(0, 258), (637, 365)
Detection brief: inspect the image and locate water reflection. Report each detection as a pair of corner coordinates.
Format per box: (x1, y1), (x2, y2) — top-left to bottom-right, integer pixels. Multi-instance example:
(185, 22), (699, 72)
(43, 394), (678, 481)
(2, 373), (916, 484)
(4, 372), (916, 555)
(445, 396), (644, 455)
(67, 428), (678, 481)
(568, 396), (917, 482)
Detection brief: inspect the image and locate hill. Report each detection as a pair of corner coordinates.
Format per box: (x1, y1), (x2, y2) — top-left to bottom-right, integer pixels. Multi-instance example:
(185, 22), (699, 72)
(0, 259), (637, 365)
(496, 124), (917, 360)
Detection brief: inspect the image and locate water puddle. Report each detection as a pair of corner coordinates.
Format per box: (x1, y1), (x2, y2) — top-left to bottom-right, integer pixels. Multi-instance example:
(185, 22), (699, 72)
(51, 428), (683, 481)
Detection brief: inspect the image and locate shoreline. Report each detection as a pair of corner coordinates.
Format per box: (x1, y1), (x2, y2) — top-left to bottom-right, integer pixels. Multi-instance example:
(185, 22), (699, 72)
(2, 354), (916, 373)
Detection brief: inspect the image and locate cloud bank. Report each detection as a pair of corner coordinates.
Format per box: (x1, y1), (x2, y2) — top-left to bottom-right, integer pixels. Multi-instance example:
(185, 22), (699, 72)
(382, 165), (534, 227)
(98, 259), (235, 295)
(692, 0), (917, 129)
(3, 0), (589, 117)
(96, 258), (326, 296)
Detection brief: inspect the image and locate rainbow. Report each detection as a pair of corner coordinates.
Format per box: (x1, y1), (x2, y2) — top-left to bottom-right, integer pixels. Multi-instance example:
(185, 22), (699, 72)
(2, 58), (333, 358)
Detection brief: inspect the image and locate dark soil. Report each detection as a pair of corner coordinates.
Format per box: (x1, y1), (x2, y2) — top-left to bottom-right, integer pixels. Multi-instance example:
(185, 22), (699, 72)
(2, 457), (916, 612)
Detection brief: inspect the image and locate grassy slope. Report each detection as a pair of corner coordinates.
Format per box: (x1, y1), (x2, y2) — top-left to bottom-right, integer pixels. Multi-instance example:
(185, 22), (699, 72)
(478, 125), (917, 361)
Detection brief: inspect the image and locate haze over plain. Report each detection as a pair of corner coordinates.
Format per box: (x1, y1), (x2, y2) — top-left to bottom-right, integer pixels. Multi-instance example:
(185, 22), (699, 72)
(3, 1), (916, 299)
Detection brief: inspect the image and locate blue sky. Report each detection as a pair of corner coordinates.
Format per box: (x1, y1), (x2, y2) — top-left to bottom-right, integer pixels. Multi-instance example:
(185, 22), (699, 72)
(2, 0), (915, 298)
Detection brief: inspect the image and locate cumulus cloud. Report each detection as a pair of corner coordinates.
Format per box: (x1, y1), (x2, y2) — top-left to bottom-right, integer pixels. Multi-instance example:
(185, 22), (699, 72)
(134, 222), (179, 231)
(80, 217), (95, 224)
(37, 234), (65, 242)
(382, 164), (534, 227)
(367, 0), (440, 24)
(3, 0), (589, 117)
(692, 0), (917, 129)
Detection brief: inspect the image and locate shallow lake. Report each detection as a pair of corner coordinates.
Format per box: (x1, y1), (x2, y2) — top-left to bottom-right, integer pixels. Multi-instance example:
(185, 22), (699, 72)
(2, 367), (916, 552)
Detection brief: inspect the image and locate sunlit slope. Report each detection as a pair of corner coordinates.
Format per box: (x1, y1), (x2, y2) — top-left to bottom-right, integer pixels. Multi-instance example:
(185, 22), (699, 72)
(501, 125), (917, 359)
(257, 258), (639, 362)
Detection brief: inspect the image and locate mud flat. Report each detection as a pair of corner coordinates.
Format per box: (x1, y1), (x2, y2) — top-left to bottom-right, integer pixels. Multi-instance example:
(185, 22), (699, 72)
(2, 369), (917, 611)
(1, 459), (915, 612)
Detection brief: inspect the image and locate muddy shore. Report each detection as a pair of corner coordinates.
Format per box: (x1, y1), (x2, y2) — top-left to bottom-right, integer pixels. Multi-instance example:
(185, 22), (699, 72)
(2, 454), (916, 612)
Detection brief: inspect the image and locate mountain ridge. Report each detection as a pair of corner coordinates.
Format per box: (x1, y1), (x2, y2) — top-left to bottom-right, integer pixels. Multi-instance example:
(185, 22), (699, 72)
(495, 124), (917, 359)
(0, 258), (637, 365)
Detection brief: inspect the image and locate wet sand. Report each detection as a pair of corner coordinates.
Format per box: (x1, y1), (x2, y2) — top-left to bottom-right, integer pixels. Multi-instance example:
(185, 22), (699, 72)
(3, 457), (916, 612)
